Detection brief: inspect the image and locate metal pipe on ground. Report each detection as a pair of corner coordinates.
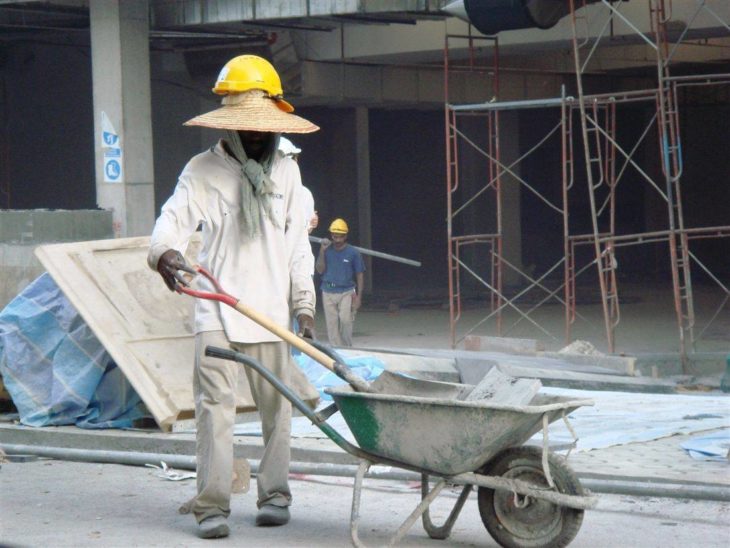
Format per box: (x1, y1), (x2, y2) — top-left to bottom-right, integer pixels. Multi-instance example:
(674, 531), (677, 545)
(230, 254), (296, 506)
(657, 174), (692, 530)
(0, 444), (407, 480)
(3, 444), (728, 502)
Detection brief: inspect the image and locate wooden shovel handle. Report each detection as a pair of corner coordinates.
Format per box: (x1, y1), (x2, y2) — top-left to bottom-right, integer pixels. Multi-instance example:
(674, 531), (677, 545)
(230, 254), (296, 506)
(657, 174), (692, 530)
(232, 301), (336, 370)
(233, 302), (373, 393)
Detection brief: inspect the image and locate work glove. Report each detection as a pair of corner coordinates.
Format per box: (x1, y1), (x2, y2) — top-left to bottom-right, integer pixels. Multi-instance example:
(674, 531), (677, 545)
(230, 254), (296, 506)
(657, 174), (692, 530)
(296, 314), (315, 339)
(319, 238), (331, 251)
(156, 249), (195, 291)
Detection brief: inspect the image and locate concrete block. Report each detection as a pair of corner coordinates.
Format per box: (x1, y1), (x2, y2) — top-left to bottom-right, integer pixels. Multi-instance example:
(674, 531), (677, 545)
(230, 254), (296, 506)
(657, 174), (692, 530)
(0, 244), (45, 310)
(499, 364), (681, 394)
(465, 366), (541, 405)
(464, 335), (544, 354)
(634, 352), (728, 376)
(0, 209), (113, 243)
(538, 351), (636, 376)
(451, 354), (684, 393)
(0, 210), (114, 310)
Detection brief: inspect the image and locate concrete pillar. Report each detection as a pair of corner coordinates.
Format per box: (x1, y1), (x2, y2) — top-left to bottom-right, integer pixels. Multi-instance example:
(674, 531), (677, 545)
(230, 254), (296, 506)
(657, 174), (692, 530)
(90, 0), (155, 237)
(498, 111), (523, 285)
(355, 106), (373, 293)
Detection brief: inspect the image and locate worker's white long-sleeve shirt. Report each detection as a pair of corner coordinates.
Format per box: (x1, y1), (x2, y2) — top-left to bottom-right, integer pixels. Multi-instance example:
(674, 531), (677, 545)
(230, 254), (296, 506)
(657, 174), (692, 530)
(148, 140), (315, 343)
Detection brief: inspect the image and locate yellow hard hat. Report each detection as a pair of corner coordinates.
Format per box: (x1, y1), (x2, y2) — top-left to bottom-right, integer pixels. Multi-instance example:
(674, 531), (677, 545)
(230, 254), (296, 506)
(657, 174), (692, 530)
(212, 55), (294, 113)
(329, 218), (349, 234)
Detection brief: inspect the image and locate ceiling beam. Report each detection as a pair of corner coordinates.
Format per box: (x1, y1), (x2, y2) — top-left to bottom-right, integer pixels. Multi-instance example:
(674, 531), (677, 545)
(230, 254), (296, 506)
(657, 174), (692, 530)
(151, 0), (446, 28)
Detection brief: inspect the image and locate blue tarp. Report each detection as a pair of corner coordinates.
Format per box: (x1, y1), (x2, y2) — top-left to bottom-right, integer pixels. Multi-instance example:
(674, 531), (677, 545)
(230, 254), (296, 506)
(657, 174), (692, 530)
(293, 352), (385, 401)
(681, 430), (730, 461)
(229, 352), (385, 437)
(0, 273), (146, 428)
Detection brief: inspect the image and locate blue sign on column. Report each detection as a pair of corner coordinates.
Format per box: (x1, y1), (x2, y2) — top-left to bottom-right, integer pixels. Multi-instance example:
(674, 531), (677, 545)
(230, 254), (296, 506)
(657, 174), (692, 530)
(105, 160), (121, 180)
(101, 111), (123, 183)
(104, 148), (123, 183)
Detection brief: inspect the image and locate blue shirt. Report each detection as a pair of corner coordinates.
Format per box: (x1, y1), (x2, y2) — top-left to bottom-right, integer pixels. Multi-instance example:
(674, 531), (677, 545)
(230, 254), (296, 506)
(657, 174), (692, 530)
(320, 245), (365, 293)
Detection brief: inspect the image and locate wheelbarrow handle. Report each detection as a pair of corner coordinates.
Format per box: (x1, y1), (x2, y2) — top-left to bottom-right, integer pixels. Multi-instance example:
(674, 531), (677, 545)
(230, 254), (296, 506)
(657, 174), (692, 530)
(206, 346), (319, 420)
(179, 266), (373, 393)
(206, 345), (378, 462)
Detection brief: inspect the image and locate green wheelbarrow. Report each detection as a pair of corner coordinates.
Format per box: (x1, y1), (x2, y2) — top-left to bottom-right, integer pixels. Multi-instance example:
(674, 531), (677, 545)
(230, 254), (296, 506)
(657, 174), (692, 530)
(175, 267), (595, 546)
(206, 345), (597, 548)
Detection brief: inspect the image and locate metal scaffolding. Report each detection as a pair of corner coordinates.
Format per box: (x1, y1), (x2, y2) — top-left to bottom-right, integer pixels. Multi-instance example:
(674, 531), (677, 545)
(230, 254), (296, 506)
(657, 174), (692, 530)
(444, 33), (505, 347)
(445, 0), (730, 365)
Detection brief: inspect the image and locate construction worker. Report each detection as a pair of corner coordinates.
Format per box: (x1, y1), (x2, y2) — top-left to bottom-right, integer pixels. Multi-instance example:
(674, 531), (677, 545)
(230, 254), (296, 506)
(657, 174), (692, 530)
(299, 185), (318, 234)
(278, 136), (301, 159)
(278, 137), (318, 234)
(316, 218), (365, 347)
(147, 54), (320, 539)
(279, 136), (317, 344)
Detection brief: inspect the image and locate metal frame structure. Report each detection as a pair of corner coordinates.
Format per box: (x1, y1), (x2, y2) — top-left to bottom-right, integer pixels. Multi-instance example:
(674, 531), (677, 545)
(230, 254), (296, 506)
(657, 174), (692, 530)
(445, 32), (505, 347)
(445, 1), (730, 366)
(568, 0), (730, 366)
(445, 37), (595, 349)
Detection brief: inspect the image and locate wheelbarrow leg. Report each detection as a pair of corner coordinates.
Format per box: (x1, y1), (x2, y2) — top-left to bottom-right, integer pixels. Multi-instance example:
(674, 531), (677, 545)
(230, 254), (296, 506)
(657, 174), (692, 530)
(421, 474), (472, 540)
(349, 461), (448, 548)
(387, 477), (446, 546)
(350, 460), (371, 548)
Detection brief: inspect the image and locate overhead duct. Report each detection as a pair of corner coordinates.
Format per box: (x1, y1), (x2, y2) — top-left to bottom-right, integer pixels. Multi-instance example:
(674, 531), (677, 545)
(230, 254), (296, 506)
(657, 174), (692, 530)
(443, 0), (609, 35)
(183, 45), (269, 90)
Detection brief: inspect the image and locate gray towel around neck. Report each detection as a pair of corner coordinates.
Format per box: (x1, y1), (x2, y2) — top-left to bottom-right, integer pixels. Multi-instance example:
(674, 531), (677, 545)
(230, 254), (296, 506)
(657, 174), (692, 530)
(225, 130), (281, 239)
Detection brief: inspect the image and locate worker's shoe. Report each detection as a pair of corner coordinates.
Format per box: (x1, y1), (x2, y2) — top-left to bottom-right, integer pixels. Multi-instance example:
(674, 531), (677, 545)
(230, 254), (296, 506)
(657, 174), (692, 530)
(255, 504), (290, 526)
(197, 515), (229, 539)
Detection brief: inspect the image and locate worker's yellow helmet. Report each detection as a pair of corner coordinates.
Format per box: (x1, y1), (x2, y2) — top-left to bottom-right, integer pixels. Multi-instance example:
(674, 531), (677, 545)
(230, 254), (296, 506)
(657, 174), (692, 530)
(329, 218), (349, 235)
(212, 55), (293, 112)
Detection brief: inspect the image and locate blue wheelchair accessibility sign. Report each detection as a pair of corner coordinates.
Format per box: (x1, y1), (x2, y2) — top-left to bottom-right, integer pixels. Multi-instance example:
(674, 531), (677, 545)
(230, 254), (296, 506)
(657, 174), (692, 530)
(103, 154), (123, 183)
(105, 160), (120, 180)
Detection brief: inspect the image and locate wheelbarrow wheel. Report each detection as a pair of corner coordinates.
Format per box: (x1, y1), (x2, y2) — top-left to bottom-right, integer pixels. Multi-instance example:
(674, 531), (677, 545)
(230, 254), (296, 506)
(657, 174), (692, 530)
(476, 446), (584, 548)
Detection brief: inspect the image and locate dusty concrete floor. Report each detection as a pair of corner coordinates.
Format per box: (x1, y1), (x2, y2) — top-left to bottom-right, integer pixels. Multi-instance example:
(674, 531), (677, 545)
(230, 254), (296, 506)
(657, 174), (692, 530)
(341, 282), (729, 357)
(1, 459), (728, 548)
(0, 282), (727, 548)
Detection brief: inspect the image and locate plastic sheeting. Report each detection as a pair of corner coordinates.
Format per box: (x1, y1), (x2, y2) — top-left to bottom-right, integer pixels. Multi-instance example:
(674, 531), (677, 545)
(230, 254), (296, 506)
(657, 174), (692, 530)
(680, 430), (730, 461)
(536, 387), (730, 452)
(0, 273), (146, 428)
(293, 352), (385, 401)
(231, 353), (386, 438)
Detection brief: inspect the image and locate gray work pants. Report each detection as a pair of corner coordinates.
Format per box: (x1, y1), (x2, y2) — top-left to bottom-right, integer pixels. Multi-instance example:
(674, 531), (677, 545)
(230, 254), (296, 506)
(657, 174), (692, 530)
(322, 290), (356, 347)
(191, 330), (293, 523)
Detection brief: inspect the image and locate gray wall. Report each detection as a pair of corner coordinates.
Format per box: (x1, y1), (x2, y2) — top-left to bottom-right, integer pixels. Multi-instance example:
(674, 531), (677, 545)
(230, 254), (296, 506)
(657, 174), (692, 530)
(149, 51), (213, 210)
(2, 42), (96, 209)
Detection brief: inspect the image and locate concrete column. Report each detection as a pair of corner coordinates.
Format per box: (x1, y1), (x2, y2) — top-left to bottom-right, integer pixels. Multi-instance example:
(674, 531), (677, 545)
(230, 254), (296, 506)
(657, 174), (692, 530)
(498, 111), (523, 286)
(90, 0), (155, 237)
(355, 106), (373, 293)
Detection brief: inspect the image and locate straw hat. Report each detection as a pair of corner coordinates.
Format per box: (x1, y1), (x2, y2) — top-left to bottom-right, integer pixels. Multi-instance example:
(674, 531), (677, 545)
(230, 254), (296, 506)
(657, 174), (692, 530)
(184, 89), (319, 134)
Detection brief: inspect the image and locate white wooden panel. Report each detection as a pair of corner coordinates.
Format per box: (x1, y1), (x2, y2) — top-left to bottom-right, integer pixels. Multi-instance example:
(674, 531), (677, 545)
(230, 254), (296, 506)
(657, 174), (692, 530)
(34, 235), (260, 431)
